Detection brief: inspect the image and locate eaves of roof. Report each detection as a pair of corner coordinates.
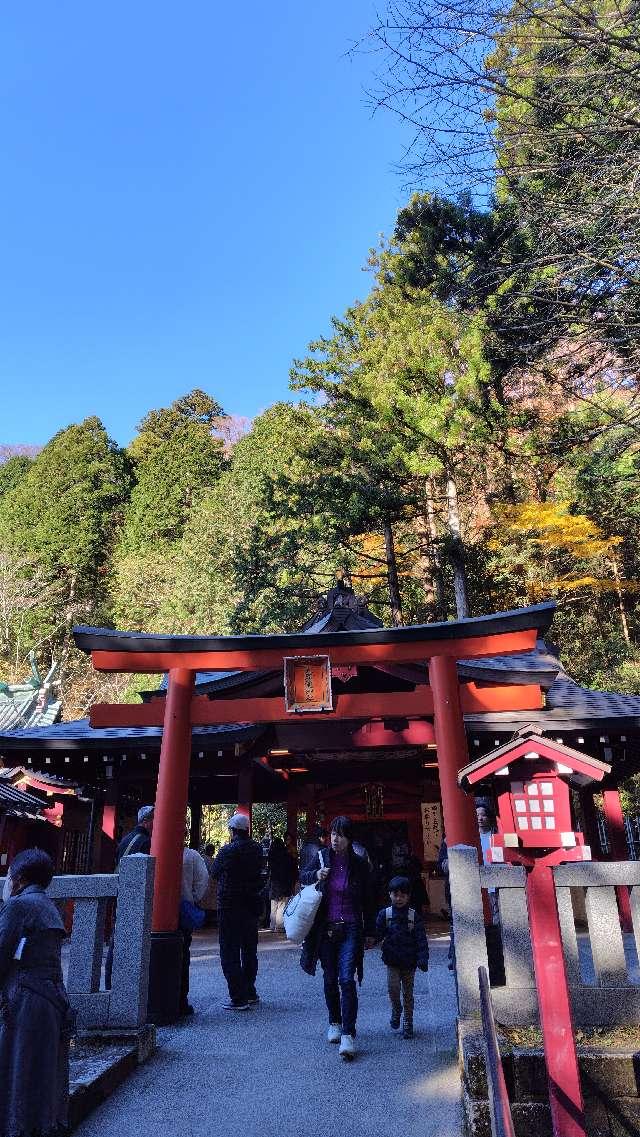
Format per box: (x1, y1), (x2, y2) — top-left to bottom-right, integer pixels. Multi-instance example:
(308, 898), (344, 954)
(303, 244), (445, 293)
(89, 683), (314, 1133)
(73, 601), (556, 655)
(0, 719), (265, 752)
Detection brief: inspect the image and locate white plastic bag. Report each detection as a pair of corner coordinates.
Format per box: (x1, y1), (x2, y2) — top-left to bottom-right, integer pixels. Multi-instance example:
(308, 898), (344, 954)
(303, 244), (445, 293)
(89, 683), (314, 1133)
(283, 852), (327, 944)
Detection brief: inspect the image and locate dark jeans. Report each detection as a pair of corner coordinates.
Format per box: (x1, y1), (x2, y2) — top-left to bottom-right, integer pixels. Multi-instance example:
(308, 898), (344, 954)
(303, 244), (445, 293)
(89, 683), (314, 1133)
(319, 922), (360, 1036)
(218, 907), (259, 1004)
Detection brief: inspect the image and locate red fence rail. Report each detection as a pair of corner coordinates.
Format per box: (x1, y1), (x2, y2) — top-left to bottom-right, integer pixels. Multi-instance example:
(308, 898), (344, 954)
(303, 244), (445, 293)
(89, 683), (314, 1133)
(478, 966), (515, 1137)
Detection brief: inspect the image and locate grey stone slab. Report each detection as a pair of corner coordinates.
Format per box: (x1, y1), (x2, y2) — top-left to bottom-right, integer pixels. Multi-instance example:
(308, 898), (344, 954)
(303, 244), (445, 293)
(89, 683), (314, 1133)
(571, 988), (640, 1026)
(109, 855), (155, 1030)
(556, 885), (582, 987)
(585, 886), (628, 987)
(490, 987), (540, 1026)
(49, 874), (119, 899)
(499, 886), (536, 992)
(480, 864), (527, 890)
(449, 845), (488, 1020)
(67, 899), (108, 994)
(554, 862), (640, 888)
(72, 992), (110, 1031)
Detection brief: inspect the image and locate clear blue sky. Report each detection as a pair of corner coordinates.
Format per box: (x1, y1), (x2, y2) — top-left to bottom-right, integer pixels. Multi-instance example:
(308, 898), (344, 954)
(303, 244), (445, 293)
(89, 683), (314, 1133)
(0, 2), (414, 448)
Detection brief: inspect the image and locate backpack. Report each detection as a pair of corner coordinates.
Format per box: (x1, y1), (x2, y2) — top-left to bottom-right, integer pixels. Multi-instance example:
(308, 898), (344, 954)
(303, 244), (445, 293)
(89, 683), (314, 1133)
(385, 906), (415, 930)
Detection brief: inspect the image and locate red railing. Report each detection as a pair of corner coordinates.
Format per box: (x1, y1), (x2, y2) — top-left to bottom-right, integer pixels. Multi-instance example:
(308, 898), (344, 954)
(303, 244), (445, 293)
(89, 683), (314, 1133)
(478, 966), (515, 1137)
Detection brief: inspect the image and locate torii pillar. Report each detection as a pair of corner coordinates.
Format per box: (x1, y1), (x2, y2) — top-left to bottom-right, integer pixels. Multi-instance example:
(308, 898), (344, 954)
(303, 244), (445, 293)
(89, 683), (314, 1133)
(148, 668), (195, 1023)
(429, 655), (481, 849)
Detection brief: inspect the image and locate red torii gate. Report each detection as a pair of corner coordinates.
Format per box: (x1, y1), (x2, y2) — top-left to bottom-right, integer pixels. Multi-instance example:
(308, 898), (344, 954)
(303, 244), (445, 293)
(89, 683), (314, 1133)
(74, 601), (554, 1020)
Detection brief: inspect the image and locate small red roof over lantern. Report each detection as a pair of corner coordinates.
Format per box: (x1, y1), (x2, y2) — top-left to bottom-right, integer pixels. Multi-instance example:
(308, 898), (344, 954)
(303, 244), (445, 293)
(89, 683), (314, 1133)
(458, 729), (611, 791)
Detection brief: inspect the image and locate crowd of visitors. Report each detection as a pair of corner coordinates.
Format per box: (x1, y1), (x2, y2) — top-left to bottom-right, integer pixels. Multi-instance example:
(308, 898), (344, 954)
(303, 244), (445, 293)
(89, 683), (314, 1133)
(0, 799), (499, 1132)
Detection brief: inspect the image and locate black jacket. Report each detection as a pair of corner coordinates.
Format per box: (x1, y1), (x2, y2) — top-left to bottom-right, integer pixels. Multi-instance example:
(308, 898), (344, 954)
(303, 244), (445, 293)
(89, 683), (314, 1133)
(212, 834), (264, 912)
(299, 847), (376, 978)
(115, 824), (151, 865)
(375, 904), (430, 970)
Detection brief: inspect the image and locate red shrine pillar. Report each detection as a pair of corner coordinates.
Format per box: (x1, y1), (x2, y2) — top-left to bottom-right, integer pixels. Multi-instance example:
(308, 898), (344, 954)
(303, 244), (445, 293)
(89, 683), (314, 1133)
(579, 789), (602, 855)
(237, 759), (253, 830)
(148, 668), (194, 1024)
(429, 654), (481, 851)
(602, 787), (633, 931)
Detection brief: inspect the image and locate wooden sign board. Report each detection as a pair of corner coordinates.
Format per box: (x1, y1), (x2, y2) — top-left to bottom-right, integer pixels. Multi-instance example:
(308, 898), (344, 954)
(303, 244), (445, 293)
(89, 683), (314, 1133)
(284, 655), (333, 713)
(364, 783), (384, 820)
(421, 801), (443, 861)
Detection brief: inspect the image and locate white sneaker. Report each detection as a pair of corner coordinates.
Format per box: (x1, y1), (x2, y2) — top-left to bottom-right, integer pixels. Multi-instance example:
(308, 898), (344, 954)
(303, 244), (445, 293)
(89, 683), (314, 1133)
(327, 1023), (342, 1043)
(339, 1033), (355, 1060)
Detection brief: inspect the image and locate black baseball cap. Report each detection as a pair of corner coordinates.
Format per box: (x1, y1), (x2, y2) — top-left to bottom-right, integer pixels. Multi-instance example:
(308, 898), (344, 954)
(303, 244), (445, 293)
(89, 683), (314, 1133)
(388, 876), (411, 893)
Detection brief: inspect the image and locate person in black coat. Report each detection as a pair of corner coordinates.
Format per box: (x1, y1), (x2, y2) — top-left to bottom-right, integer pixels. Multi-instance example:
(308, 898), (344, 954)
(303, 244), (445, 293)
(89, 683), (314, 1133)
(299, 815), (376, 1061)
(0, 848), (73, 1137)
(211, 814), (264, 1010)
(375, 875), (429, 1039)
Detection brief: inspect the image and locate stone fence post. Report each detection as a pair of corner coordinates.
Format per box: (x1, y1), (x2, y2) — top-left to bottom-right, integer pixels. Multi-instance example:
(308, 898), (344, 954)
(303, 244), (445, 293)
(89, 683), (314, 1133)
(1, 854), (155, 1032)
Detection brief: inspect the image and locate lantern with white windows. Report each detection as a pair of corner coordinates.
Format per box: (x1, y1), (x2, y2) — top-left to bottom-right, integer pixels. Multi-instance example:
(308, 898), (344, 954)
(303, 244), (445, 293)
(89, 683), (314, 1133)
(459, 729), (611, 866)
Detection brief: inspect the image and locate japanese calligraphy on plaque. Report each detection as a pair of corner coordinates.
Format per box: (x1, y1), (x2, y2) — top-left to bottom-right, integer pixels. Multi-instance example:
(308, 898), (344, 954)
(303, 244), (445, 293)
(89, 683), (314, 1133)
(364, 783), (384, 820)
(284, 655), (333, 713)
(421, 801), (443, 861)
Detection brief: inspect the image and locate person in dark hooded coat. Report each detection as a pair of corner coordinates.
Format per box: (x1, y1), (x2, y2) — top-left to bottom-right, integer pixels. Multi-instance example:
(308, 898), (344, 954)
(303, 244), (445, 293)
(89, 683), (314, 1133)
(0, 848), (73, 1137)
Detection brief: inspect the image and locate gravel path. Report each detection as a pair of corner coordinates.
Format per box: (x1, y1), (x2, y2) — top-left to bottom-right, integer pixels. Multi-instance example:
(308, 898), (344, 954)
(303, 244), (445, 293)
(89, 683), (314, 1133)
(76, 928), (463, 1137)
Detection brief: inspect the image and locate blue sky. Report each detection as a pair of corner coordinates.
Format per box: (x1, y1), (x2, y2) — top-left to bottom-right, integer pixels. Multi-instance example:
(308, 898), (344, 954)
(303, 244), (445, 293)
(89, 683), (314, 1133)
(0, 2), (415, 448)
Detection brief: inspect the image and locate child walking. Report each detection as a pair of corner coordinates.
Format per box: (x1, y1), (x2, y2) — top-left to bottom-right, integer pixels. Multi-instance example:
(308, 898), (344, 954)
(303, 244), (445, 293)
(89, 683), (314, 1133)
(376, 874), (429, 1039)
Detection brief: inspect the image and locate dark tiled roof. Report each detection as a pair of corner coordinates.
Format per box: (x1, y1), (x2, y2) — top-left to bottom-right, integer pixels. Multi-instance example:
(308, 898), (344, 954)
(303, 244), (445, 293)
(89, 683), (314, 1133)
(0, 781), (47, 816)
(0, 767), (78, 788)
(457, 641), (562, 688)
(465, 671), (640, 731)
(0, 718), (263, 752)
(73, 601), (556, 654)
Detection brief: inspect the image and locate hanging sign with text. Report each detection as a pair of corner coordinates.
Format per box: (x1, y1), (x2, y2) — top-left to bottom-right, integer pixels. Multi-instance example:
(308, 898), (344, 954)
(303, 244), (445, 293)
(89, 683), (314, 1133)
(421, 801), (444, 861)
(284, 655), (333, 713)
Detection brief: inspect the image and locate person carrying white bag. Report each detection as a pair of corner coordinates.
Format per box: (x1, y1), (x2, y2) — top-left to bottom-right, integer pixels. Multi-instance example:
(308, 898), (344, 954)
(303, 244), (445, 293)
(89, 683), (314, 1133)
(293, 816), (376, 1062)
(283, 848), (328, 943)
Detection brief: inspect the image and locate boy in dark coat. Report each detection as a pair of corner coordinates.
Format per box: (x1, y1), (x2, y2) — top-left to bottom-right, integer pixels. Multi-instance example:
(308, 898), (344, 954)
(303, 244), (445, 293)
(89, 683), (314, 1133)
(375, 875), (429, 1039)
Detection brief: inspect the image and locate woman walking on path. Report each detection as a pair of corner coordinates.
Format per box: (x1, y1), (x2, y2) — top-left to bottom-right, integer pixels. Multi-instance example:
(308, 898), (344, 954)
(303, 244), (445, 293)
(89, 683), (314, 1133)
(267, 835), (297, 932)
(299, 815), (376, 1061)
(0, 848), (74, 1137)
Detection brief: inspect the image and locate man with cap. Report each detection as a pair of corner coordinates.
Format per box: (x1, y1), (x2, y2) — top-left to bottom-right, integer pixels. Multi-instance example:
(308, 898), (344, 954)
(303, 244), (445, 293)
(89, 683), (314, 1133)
(115, 805), (155, 863)
(211, 813), (264, 1010)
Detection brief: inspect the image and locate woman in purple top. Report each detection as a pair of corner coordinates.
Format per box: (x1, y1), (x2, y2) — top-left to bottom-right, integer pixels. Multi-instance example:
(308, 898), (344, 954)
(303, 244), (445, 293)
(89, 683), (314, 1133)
(298, 816), (376, 1061)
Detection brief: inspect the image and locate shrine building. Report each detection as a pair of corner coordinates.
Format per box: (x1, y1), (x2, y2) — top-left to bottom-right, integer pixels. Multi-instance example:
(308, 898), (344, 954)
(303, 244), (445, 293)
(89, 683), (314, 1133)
(0, 580), (639, 889)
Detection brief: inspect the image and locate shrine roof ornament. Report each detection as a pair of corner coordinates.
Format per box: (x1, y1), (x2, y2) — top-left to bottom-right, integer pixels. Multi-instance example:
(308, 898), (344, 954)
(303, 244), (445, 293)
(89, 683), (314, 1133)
(0, 654), (62, 733)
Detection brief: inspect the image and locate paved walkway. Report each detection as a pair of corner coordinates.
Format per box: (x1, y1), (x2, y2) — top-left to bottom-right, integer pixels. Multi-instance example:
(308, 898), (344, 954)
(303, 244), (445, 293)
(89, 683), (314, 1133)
(77, 929), (463, 1137)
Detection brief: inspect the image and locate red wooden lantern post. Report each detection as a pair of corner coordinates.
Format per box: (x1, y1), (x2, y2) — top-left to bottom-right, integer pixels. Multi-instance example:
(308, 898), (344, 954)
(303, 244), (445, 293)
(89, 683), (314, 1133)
(459, 733), (611, 1137)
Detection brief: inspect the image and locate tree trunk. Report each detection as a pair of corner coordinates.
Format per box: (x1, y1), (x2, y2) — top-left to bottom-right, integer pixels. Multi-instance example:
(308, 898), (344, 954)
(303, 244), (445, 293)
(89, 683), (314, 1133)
(609, 554), (632, 646)
(445, 474), (470, 619)
(383, 520), (403, 626)
(423, 480), (447, 620)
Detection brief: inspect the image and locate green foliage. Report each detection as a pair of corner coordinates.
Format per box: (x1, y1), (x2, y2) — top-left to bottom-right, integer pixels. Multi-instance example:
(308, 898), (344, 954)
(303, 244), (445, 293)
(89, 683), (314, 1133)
(0, 417), (130, 676)
(0, 456), (32, 499)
